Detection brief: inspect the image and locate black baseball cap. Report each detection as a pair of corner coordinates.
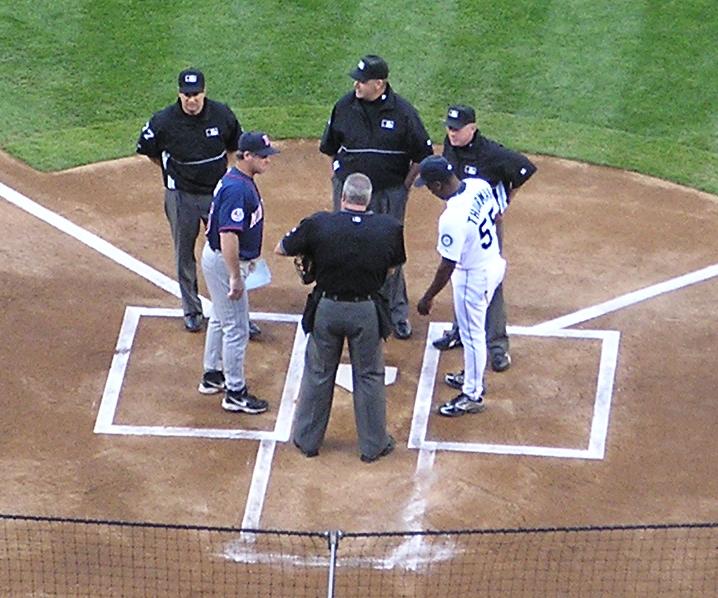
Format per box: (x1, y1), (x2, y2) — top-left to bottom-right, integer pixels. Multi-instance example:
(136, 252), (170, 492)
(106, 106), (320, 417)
(444, 105), (476, 129)
(349, 55), (389, 82)
(178, 68), (205, 94)
(238, 131), (280, 157)
(414, 155), (454, 187)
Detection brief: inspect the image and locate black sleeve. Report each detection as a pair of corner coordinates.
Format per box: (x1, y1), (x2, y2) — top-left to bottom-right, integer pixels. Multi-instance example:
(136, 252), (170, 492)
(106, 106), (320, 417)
(319, 105), (340, 156)
(405, 106), (433, 163)
(484, 139), (536, 191)
(136, 112), (161, 157)
(281, 214), (318, 256)
(388, 219), (407, 267)
(225, 105), (241, 152)
(441, 137), (458, 169)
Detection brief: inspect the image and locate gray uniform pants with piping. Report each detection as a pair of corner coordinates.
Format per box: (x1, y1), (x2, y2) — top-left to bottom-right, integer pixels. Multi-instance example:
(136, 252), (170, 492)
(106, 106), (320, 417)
(292, 297), (390, 458)
(332, 177), (409, 326)
(164, 188), (212, 317)
(200, 244), (250, 392)
(445, 220), (509, 357)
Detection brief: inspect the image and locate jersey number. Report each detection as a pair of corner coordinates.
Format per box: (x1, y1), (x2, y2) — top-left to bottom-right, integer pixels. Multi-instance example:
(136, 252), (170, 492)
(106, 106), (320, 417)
(141, 122), (155, 141)
(478, 206), (498, 249)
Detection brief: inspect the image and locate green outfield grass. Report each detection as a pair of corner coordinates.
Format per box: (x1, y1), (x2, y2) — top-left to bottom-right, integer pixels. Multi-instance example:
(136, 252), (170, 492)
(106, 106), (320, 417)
(1, 1), (716, 193)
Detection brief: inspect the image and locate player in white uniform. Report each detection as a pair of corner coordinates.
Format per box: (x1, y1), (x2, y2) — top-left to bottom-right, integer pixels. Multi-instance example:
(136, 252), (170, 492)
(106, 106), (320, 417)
(416, 156), (506, 416)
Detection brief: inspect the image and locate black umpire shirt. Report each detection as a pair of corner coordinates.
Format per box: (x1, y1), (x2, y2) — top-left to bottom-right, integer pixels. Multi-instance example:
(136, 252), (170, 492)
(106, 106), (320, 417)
(320, 84), (433, 192)
(281, 209), (406, 297)
(136, 98), (241, 195)
(442, 130), (536, 207)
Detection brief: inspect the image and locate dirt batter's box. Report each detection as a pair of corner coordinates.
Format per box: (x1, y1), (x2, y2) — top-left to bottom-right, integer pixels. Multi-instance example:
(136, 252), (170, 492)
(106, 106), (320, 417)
(95, 309), (619, 462)
(94, 307), (306, 441)
(410, 322), (620, 460)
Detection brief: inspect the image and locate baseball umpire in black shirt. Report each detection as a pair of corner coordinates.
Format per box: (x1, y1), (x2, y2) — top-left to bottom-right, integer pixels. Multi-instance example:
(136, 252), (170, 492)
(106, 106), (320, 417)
(320, 55), (433, 340)
(275, 173), (405, 462)
(435, 104), (537, 376)
(137, 68), (251, 334)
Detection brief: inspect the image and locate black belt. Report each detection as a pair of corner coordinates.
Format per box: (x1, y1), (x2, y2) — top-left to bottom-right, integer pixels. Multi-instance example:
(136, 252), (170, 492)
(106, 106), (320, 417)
(321, 291), (373, 302)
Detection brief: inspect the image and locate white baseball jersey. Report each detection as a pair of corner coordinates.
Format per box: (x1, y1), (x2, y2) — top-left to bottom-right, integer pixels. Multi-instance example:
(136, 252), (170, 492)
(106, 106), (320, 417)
(437, 178), (505, 269)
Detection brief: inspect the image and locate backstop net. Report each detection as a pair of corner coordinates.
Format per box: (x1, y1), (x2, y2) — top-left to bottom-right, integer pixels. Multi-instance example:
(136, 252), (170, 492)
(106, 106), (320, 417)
(1, 514), (715, 596)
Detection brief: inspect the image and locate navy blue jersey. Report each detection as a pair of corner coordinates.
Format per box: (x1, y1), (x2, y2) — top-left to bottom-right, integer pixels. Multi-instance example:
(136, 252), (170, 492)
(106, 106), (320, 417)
(206, 167), (263, 260)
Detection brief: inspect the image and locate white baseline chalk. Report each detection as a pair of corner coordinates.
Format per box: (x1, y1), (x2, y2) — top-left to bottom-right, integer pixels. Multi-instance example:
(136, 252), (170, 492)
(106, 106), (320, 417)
(531, 264), (718, 332)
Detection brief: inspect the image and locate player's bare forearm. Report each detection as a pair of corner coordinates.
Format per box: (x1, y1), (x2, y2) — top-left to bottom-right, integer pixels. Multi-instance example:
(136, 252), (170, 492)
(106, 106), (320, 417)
(417, 257), (456, 315)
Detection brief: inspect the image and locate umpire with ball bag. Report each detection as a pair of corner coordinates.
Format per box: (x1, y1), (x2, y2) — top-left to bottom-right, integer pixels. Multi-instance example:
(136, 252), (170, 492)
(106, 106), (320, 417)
(275, 173), (405, 462)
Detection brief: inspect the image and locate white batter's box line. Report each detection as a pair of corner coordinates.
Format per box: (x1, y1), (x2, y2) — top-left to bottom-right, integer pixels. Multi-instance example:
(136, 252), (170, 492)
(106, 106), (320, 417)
(408, 322), (620, 460)
(530, 263), (718, 332)
(94, 307), (307, 442)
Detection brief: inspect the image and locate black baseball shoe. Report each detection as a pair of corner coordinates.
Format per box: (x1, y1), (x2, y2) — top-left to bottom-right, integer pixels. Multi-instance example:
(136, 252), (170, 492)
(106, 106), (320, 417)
(438, 393), (486, 417)
(293, 438), (319, 458)
(444, 370), (488, 394)
(221, 386), (268, 414)
(433, 326), (462, 350)
(249, 320), (262, 340)
(198, 370), (225, 395)
(444, 370), (464, 390)
(491, 352), (512, 372)
(183, 313), (203, 333)
(361, 435), (396, 463)
(393, 320), (412, 340)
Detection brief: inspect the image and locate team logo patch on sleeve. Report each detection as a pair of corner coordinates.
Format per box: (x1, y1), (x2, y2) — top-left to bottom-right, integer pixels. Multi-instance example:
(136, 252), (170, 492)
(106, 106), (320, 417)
(231, 208), (245, 222)
(441, 234), (453, 247)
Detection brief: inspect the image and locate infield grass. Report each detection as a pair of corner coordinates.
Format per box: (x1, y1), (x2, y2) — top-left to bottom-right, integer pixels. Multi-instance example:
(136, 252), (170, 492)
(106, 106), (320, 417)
(1, 0), (717, 193)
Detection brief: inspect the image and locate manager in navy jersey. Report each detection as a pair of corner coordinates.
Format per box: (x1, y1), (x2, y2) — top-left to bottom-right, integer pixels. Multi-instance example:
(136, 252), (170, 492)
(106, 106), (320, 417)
(197, 132), (279, 415)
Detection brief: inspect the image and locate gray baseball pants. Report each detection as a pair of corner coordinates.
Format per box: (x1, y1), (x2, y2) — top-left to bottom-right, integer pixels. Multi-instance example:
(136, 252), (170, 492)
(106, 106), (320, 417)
(164, 188), (211, 317)
(200, 244), (250, 392)
(292, 297), (390, 458)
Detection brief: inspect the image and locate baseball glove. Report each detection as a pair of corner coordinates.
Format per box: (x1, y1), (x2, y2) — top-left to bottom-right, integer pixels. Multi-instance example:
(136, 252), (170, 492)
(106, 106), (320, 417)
(293, 254), (316, 285)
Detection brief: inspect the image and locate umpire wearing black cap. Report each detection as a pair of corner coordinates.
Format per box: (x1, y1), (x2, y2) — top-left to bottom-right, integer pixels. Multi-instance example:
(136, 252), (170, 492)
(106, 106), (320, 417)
(137, 68), (243, 333)
(433, 104), (537, 374)
(320, 54), (433, 340)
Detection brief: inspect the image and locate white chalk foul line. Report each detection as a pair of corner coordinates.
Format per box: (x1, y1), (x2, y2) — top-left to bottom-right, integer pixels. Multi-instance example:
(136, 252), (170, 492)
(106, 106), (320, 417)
(241, 439), (278, 530)
(0, 181), (197, 304)
(530, 263), (718, 332)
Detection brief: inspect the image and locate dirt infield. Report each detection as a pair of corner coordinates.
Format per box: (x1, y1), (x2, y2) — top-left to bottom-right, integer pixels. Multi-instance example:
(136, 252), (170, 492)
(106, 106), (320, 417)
(1, 141), (717, 535)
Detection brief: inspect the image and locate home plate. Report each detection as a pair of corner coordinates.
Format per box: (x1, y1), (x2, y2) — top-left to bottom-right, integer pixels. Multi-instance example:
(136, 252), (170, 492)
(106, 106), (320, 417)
(335, 364), (398, 392)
